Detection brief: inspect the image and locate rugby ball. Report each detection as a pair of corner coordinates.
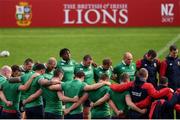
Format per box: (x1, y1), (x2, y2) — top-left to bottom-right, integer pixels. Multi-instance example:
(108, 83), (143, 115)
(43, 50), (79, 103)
(0, 50), (10, 57)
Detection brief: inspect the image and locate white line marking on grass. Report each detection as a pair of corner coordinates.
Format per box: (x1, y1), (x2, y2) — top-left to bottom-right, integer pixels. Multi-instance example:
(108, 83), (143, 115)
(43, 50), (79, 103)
(157, 34), (180, 57)
(0, 34), (176, 38)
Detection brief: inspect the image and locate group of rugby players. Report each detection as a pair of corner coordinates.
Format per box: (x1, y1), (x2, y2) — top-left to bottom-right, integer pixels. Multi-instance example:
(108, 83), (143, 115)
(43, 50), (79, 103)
(0, 45), (179, 119)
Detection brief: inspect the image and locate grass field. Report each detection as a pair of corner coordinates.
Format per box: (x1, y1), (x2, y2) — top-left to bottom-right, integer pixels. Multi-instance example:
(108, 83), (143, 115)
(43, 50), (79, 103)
(0, 27), (180, 67)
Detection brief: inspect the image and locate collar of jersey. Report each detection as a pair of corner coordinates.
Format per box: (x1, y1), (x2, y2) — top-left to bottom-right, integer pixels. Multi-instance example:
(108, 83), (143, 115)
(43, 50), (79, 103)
(122, 60), (127, 65)
(100, 66), (110, 71)
(61, 59), (72, 64)
(81, 62), (91, 69)
(0, 74), (7, 79)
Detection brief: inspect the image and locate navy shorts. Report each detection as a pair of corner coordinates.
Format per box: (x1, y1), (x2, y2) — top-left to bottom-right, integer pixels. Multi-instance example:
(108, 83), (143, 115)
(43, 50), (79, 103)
(25, 105), (44, 119)
(64, 112), (83, 119)
(1, 110), (21, 119)
(45, 112), (62, 119)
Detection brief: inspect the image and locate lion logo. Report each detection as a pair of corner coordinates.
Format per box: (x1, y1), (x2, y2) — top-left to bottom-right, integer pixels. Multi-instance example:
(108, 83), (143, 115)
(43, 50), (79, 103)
(16, 2), (32, 27)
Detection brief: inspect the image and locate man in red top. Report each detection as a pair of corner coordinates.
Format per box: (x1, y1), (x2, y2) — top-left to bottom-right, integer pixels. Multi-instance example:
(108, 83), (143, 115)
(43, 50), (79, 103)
(110, 68), (173, 118)
(136, 49), (161, 88)
(160, 45), (180, 90)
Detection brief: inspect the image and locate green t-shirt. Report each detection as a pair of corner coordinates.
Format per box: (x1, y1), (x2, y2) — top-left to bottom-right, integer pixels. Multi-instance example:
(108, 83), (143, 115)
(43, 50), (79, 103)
(113, 61), (136, 81)
(43, 69), (54, 80)
(75, 63), (95, 85)
(1, 81), (21, 111)
(57, 59), (77, 82)
(0, 75), (7, 107)
(88, 86), (111, 119)
(23, 75), (43, 108)
(20, 71), (35, 100)
(41, 85), (62, 115)
(94, 66), (113, 83)
(20, 71), (35, 85)
(109, 89), (129, 116)
(0, 75), (7, 85)
(61, 80), (86, 115)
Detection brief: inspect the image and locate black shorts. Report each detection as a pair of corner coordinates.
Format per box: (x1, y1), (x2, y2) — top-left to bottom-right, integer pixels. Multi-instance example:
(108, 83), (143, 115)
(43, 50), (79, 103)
(19, 100), (25, 113)
(25, 105), (44, 119)
(64, 112), (83, 119)
(0, 106), (3, 119)
(1, 110), (21, 119)
(127, 109), (148, 119)
(45, 112), (62, 119)
(92, 115), (111, 119)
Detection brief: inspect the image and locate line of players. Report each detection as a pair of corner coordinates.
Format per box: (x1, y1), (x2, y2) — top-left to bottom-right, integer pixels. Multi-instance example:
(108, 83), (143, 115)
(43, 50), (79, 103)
(0, 45), (179, 119)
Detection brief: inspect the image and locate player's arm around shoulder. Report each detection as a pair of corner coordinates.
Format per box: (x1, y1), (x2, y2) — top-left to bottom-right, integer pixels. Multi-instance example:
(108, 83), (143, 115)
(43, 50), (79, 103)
(18, 73), (40, 91)
(92, 93), (110, 107)
(83, 80), (111, 91)
(48, 80), (64, 91)
(22, 89), (42, 105)
(57, 91), (78, 103)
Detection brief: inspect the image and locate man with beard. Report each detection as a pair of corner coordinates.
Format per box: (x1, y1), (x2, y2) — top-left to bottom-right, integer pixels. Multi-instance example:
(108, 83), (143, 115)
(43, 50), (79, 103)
(44, 57), (57, 80)
(94, 58), (113, 83)
(113, 52), (136, 82)
(75, 55), (96, 119)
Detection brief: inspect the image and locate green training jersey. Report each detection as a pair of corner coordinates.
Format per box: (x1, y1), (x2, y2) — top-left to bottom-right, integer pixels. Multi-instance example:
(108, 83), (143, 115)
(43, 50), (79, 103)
(75, 63), (95, 85)
(41, 84), (63, 115)
(57, 59), (77, 82)
(113, 61), (136, 81)
(61, 80), (86, 115)
(1, 81), (21, 111)
(94, 66), (113, 83)
(23, 75), (43, 108)
(88, 85), (111, 119)
(0, 75), (7, 107)
(109, 89), (129, 116)
(43, 69), (54, 80)
(20, 71), (34, 100)
(0, 75), (7, 85)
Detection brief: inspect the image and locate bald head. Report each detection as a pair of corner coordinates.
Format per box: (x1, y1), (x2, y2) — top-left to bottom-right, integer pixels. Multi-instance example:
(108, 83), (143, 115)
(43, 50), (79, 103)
(0, 65), (12, 78)
(48, 57), (57, 64)
(123, 52), (133, 65)
(47, 57), (57, 71)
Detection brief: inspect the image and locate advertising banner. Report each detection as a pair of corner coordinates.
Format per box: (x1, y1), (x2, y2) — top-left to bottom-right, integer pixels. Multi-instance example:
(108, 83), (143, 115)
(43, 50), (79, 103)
(0, 0), (179, 27)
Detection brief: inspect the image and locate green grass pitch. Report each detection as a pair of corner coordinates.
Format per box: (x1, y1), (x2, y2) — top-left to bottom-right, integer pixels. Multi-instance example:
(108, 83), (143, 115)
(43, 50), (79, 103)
(0, 27), (180, 67)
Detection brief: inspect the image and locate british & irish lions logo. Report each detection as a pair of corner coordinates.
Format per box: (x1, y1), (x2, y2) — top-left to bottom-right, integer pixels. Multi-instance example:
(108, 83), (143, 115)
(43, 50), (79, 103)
(16, 2), (32, 27)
